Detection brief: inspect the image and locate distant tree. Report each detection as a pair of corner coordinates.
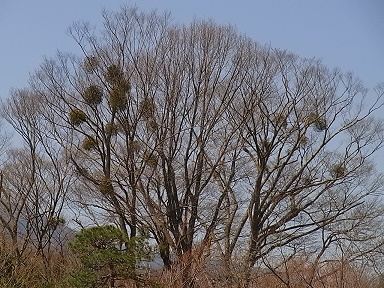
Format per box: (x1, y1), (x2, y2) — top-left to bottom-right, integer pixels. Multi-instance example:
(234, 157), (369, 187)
(0, 89), (73, 267)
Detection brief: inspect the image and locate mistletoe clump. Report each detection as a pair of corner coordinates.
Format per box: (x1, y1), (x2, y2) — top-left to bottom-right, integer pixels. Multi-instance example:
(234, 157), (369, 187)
(330, 163), (346, 178)
(129, 140), (141, 153)
(306, 112), (327, 131)
(109, 86), (129, 111)
(98, 177), (114, 195)
(105, 122), (119, 136)
(83, 85), (103, 105)
(273, 113), (287, 129)
(139, 98), (156, 119)
(69, 109), (87, 126)
(105, 64), (130, 111)
(105, 64), (124, 85)
(314, 117), (327, 131)
(142, 151), (158, 168)
(82, 136), (98, 151)
(83, 56), (99, 73)
(299, 134), (309, 146)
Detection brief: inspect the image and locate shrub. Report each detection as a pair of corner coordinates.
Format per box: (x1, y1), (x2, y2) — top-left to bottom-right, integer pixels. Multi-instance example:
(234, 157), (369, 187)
(68, 225), (152, 288)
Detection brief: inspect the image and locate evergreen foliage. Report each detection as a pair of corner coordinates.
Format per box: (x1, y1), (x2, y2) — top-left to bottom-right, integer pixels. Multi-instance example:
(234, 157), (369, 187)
(68, 225), (152, 288)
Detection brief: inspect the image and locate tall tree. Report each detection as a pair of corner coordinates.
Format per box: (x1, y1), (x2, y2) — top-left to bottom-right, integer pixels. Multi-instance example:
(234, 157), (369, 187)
(214, 52), (384, 286)
(7, 6), (384, 287)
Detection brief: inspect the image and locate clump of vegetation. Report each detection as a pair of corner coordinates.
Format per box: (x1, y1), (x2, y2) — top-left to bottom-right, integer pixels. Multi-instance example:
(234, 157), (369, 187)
(313, 117), (327, 131)
(47, 216), (66, 228)
(273, 113), (287, 128)
(143, 151), (158, 168)
(104, 64), (131, 111)
(105, 64), (124, 85)
(69, 109), (87, 126)
(98, 177), (114, 195)
(129, 140), (141, 153)
(331, 163), (346, 178)
(301, 175), (313, 185)
(109, 87), (129, 111)
(306, 112), (318, 124)
(139, 98), (156, 119)
(82, 136), (98, 151)
(83, 56), (99, 73)
(146, 119), (158, 131)
(105, 122), (119, 136)
(118, 117), (130, 132)
(83, 85), (103, 105)
(306, 112), (327, 131)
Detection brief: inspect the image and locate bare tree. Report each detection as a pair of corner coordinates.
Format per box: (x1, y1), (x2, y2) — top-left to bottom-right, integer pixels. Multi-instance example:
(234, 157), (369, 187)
(213, 51), (384, 286)
(7, 6), (384, 288)
(30, 3), (247, 266)
(0, 89), (74, 268)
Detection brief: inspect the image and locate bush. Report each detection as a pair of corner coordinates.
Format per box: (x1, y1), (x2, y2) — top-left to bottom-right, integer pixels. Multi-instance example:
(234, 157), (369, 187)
(68, 225), (152, 287)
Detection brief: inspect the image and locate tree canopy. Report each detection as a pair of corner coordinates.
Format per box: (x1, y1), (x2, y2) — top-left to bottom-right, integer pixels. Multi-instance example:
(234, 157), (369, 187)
(1, 6), (384, 288)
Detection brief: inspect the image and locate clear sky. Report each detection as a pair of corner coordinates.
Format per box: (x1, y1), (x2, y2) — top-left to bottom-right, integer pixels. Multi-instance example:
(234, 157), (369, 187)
(0, 0), (383, 100)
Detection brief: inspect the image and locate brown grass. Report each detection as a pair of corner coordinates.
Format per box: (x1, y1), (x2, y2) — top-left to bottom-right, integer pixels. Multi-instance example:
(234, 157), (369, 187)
(0, 235), (379, 288)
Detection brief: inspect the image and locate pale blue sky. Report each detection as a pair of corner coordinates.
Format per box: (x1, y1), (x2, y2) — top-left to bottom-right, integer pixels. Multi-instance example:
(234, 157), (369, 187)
(0, 0), (383, 100)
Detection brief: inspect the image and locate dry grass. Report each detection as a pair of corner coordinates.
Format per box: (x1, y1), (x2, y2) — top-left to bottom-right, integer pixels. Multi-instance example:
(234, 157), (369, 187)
(0, 234), (380, 288)
(145, 253), (378, 288)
